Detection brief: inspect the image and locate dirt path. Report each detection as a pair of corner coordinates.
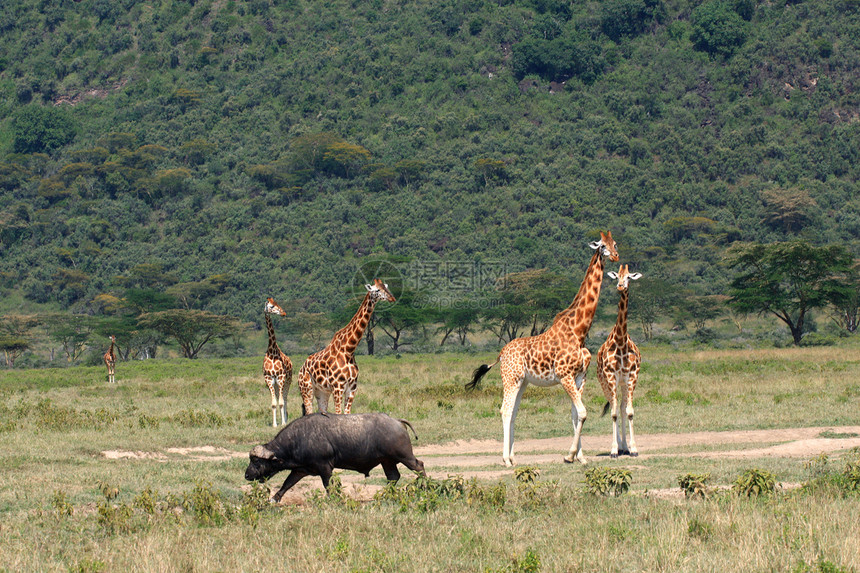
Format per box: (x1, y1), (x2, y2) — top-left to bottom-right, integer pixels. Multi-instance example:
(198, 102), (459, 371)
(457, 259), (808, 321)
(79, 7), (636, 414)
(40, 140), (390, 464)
(102, 425), (860, 503)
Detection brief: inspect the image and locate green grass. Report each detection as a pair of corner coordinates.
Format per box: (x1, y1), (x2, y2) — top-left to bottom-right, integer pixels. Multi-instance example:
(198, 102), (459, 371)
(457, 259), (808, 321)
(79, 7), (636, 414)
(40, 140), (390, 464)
(1, 344), (860, 571)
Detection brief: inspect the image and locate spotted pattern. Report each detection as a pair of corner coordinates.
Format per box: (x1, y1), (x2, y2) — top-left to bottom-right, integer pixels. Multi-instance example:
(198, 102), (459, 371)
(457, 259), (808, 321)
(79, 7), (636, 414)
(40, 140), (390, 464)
(491, 231), (618, 467)
(263, 298), (293, 427)
(299, 279), (395, 415)
(103, 335), (116, 384)
(597, 265), (642, 458)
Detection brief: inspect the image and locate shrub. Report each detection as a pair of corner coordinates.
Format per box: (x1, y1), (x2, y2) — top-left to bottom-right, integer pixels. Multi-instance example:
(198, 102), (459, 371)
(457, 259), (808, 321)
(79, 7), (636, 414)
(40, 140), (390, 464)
(186, 480), (227, 526)
(12, 104), (77, 154)
(690, 1), (747, 57)
(584, 466), (632, 496)
(51, 489), (73, 518)
(733, 468), (776, 497)
(678, 473), (712, 498)
(489, 548), (542, 573)
(375, 474), (508, 512)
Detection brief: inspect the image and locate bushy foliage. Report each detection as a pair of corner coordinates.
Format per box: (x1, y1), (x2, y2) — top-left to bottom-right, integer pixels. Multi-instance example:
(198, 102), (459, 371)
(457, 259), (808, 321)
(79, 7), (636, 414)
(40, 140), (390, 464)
(0, 0), (858, 352)
(733, 468), (777, 497)
(678, 472), (712, 499)
(12, 104), (77, 154)
(583, 466), (632, 496)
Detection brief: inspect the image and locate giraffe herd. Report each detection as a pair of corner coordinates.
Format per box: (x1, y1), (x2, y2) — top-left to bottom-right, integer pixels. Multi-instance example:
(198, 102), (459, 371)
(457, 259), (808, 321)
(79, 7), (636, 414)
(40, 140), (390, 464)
(103, 230), (644, 465)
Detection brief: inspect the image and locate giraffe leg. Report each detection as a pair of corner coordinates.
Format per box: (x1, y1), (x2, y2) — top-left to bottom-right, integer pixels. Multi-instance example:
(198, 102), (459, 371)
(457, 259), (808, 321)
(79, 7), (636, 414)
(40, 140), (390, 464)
(265, 375), (278, 427)
(563, 358), (590, 464)
(500, 380), (527, 467)
(333, 388), (344, 415)
(299, 369), (314, 416)
(616, 393), (626, 457)
(282, 366), (292, 424)
(277, 373), (287, 426)
(606, 373), (620, 459)
(625, 374), (639, 457)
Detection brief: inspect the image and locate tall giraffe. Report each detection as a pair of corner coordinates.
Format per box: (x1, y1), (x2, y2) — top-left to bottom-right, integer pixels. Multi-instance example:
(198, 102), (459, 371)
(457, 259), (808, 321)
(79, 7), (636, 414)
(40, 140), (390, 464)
(467, 231), (619, 466)
(103, 335), (116, 384)
(597, 265), (642, 458)
(263, 298), (293, 427)
(298, 279), (395, 415)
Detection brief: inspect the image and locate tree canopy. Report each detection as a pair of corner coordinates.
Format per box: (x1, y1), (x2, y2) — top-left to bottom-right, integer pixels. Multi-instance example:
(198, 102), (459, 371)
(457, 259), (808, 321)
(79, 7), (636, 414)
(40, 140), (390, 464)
(727, 242), (854, 345)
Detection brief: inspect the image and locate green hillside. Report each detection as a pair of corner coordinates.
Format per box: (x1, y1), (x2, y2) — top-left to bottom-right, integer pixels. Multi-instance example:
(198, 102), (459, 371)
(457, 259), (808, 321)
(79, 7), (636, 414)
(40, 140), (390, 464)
(1, 0), (858, 338)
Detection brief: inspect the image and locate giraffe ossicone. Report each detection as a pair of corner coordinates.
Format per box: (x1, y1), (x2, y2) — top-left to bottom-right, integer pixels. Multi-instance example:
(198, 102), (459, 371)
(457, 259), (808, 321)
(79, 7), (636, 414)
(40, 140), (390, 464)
(263, 297), (293, 427)
(299, 278), (395, 416)
(598, 264), (642, 458)
(467, 231), (619, 467)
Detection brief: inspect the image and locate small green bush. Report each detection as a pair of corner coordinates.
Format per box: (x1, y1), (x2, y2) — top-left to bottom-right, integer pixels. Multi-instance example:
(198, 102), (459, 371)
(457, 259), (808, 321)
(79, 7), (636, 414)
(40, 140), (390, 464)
(186, 480), (227, 526)
(733, 468), (776, 497)
(678, 473), (712, 499)
(487, 548), (541, 573)
(584, 466), (632, 497)
(50, 489), (73, 517)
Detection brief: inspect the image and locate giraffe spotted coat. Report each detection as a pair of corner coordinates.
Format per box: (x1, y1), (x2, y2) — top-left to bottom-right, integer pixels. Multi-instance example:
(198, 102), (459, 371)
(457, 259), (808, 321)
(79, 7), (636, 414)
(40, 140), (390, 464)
(299, 279), (395, 415)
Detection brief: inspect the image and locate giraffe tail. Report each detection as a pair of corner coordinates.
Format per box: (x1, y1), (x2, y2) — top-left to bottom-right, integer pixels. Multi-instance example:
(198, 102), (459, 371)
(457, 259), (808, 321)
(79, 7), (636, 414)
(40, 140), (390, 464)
(465, 359), (498, 390)
(601, 401), (611, 417)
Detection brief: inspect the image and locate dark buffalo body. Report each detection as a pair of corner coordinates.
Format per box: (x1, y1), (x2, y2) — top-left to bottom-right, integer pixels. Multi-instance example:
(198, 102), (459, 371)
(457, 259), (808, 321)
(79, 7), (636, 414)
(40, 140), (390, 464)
(245, 412), (426, 502)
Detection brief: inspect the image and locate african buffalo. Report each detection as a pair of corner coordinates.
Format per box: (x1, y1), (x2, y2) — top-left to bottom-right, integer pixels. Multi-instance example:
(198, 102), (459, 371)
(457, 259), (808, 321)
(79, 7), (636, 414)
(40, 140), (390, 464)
(245, 412), (426, 502)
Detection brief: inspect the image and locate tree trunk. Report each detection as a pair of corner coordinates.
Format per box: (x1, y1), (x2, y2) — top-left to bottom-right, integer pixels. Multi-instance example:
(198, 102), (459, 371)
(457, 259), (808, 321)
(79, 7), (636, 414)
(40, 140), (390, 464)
(366, 328), (375, 355)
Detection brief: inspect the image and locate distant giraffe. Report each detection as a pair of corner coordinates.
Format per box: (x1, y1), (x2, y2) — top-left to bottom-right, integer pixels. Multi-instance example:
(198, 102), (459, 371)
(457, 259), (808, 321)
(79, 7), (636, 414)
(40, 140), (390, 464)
(597, 265), (642, 458)
(103, 335), (116, 384)
(298, 279), (395, 415)
(467, 231), (619, 466)
(263, 298), (293, 427)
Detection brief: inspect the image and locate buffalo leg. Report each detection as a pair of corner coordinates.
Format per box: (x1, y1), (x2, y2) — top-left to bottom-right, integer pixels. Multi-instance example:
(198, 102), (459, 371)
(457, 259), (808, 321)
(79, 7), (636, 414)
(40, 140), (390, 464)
(271, 470), (308, 503)
(381, 461), (401, 482)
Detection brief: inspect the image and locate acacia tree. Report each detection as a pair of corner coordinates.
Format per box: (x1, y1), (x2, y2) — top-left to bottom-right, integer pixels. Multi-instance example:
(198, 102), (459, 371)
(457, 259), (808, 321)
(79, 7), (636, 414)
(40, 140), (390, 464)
(0, 314), (39, 367)
(629, 277), (672, 341)
(828, 260), (860, 334)
(727, 241), (853, 345)
(43, 313), (97, 363)
(437, 303), (480, 346)
(138, 310), (245, 358)
(376, 288), (434, 352)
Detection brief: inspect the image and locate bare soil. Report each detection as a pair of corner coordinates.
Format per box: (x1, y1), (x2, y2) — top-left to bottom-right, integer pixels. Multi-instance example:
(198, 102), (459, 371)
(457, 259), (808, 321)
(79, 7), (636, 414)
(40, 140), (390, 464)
(101, 425), (860, 504)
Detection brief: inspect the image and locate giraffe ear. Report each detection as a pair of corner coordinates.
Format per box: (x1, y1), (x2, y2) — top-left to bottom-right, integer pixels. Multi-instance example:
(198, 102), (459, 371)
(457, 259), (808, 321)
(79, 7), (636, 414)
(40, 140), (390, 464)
(628, 273), (643, 281)
(365, 284), (374, 292)
(588, 240), (601, 250)
(607, 271), (619, 280)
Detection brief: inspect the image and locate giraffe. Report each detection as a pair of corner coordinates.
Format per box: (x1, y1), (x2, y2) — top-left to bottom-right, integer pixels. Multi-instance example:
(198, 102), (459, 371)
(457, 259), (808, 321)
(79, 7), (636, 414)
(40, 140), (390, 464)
(263, 298), (293, 427)
(597, 265), (642, 458)
(103, 335), (116, 384)
(466, 231), (619, 466)
(298, 278), (395, 416)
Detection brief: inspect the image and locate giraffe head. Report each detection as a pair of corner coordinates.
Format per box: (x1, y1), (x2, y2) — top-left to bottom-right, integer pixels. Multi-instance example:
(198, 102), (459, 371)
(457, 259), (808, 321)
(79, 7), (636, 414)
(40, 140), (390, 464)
(589, 231), (619, 262)
(607, 265), (642, 292)
(366, 278), (396, 303)
(265, 297), (287, 316)
(109, 335), (116, 343)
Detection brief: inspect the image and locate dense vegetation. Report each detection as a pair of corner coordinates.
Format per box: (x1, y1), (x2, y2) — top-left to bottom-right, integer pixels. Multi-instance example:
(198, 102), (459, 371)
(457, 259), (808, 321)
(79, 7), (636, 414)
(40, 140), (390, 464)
(1, 0), (859, 360)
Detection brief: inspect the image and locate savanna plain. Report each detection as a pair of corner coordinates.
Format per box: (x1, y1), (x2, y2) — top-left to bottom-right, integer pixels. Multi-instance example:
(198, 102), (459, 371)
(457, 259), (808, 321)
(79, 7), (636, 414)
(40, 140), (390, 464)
(1, 342), (859, 572)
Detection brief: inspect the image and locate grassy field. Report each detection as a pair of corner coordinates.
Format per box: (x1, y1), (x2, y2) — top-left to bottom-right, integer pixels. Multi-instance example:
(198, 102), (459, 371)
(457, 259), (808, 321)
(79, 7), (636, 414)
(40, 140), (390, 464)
(1, 341), (859, 572)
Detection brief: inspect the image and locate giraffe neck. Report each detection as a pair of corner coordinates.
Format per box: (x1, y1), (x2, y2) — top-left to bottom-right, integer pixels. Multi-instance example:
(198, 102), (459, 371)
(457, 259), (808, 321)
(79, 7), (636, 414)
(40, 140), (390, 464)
(552, 249), (606, 345)
(331, 292), (377, 357)
(613, 288), (629, 345)
(265, 313), (280, 355)
(108, 340), (115, 357)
